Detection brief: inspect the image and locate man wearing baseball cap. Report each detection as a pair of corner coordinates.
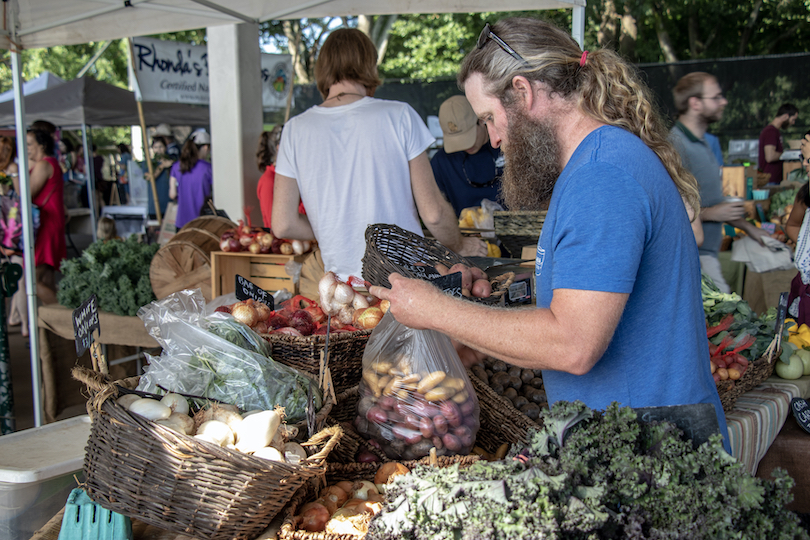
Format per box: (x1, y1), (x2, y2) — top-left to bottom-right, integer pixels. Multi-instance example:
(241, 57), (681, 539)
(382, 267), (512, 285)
(430, 95), (504, 216)
(154, 123), (180, 159)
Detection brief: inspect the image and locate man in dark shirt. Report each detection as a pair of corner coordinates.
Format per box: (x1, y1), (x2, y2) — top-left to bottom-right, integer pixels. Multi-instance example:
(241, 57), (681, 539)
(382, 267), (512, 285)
(430, 95), (504, 216)
(759, 103), (798, 184)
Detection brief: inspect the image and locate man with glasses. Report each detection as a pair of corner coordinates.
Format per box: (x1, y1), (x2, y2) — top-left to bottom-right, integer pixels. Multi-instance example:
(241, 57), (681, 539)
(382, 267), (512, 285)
(370, 17), (730, 452)
(669, 72), (769, 293)
(431, 95), (505, 217)
(759, 103), (800, 185)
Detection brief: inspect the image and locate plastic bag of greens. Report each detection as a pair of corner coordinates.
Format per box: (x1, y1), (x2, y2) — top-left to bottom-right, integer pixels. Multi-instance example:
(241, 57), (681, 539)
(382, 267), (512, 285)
(136, 289), (321, 422)
(206, 313), (273, 357)
(354, 311), (480, 460)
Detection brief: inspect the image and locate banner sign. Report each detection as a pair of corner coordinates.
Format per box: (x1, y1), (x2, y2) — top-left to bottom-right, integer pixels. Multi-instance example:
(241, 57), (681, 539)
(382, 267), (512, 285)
(131, 37), (292, 111)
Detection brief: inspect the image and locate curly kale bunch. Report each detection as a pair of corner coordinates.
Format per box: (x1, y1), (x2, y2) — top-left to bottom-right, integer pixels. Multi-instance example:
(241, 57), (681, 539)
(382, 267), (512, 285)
(367, 401), (808, 540)
(58, 235), (159, 316)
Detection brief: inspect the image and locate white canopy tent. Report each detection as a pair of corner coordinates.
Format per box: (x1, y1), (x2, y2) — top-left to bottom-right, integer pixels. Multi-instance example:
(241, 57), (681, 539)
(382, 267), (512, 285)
(0, 0), (586, 427)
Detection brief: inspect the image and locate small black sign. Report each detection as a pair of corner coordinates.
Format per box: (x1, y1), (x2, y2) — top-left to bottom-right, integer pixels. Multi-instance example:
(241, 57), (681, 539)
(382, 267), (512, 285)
(775, 292), (789, 338)
(634, 403), (721, 448)
(791, 398), (810, 435)
(72, 294), (100, 357)
(428, 272), (464, 299)
(234, 274), (274, 310)
(403, 263), (443, 280)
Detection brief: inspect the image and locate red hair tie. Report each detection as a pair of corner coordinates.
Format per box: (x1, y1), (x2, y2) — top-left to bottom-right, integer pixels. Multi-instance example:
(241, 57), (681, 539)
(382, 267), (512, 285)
(579, 51), (588, 67)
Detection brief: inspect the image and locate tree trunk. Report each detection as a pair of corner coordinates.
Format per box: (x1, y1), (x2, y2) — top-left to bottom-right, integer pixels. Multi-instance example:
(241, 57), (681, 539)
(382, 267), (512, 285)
(597, 0), (619, 49)
(358, 15), (399, 64)
(619, 9), (638, 62)
(738, 0), (764, 56)
(651, 1), (678, 63)
(283, 20), (309, 84)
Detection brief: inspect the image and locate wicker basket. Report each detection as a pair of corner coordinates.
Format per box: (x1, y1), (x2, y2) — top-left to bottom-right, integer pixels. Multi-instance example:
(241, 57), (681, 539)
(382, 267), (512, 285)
(716, 352), (777, 412)
(361, 223), (510, 305)
(278, 455), (480, 540)
(74, 367), (343, 540)
(263, 331), (372, 395)
(468, 370), (542, 455)
(493, 210), (546, 258)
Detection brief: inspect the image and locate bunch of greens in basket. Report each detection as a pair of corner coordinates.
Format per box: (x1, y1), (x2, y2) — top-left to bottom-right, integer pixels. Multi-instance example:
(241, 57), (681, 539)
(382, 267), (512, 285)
(57, 236), (159, 316)
(701, 273), (791, 363)
(367, 401), (807, 540)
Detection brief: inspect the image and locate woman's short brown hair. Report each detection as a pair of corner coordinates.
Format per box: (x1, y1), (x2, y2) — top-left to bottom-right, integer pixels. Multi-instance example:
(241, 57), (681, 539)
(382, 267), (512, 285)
(314, 28), (381, 100)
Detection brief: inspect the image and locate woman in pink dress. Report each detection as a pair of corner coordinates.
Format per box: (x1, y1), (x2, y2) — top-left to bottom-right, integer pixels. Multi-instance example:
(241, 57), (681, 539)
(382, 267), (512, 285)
(24, 128), (66, 305)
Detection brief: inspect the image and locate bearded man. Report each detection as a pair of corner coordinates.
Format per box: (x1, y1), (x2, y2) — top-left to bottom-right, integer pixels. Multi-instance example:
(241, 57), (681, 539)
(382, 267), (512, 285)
(759, 103), (799, 185)
(369, 17), (730, 451)
(669, 72), (768, 293)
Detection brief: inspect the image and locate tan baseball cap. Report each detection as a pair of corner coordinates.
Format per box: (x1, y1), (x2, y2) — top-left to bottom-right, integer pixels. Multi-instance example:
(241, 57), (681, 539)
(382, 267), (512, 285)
(154, 123), (172, 136)
(439, 96), (478, 153)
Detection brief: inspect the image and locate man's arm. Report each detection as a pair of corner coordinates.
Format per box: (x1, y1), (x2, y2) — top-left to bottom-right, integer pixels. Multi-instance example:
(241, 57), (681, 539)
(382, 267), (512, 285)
(271, 173), (315, 240)
(370, 273), (627, 374)
(763, 144), (781, 163)
(410, 151), (486, 257)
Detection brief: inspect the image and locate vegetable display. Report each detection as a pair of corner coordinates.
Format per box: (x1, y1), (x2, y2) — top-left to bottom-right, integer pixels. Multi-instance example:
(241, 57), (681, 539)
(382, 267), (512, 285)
(218, 221), (315, 255)
(58, 235), (159, 316)
(469, 358), (546, 421)
(366, 401), (809, 540)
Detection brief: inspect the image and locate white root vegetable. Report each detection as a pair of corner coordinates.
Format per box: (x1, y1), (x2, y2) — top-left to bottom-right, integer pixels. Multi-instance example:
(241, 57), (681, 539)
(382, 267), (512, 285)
(234, 410), (281, 453)
(169, 412), (194, 435)
(197, 420), (235, 447)
(198, 404), (243, 432)
(160, 393), (190, 416)
(318, 272), (339, 306)
(129, 398), (172, 421)
(291, 239), (305, 255)
(194, 433), (219, 445)
(252, 446), (286, 462)
(283, 442), (308, 464)
(352, 294), (369, 310)
(338, 305), (355, 325)
(352, 480), (379, 501)
(117, 394), (141, 409)
(333, 282), (355, 306)
(302, 240), (312, 253)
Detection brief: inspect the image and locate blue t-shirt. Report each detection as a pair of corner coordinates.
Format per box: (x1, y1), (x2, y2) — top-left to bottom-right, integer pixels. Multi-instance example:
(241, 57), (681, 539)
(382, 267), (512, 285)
(536, 126), (729, 449)
(430, 142), (504, 215)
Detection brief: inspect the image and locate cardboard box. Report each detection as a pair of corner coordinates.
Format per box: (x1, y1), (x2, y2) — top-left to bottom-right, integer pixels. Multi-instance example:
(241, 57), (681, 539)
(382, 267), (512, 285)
(722, 165), (758, 198)
(0, 416), (90, 540)
(211, 251), (306, 297)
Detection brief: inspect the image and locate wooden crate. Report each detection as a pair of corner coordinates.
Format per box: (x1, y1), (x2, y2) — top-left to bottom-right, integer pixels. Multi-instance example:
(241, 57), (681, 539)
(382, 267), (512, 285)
(210, 251), (306, 297)
(722, 165), (758, 198)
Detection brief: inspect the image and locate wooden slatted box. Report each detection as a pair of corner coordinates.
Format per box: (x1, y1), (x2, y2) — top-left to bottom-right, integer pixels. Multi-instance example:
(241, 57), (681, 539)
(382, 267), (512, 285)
(211, 252), (306, 297)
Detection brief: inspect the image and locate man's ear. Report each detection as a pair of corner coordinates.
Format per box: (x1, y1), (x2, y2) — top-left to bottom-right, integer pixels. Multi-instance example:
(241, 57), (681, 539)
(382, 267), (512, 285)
(510, 75), (535, 111)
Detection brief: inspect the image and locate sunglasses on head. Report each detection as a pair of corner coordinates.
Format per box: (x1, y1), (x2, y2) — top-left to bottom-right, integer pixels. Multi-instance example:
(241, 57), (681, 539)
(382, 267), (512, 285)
(477, 23), (530, 68)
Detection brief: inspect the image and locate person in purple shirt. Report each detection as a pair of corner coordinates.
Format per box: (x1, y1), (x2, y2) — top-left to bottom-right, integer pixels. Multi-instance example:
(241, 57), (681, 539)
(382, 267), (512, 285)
(169, 137), (213, 228)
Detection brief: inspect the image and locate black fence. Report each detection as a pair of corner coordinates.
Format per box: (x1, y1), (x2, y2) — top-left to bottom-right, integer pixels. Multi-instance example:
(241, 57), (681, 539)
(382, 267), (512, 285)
(267, 52), (810, 163)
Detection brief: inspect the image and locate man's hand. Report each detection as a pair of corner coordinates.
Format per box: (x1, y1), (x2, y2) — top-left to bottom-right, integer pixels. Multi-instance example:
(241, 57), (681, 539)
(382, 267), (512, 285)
(458, 236), (487, 257)
(702, 201), (746, 223)
(745, 226), (771, 246)
(368, 273), (445, 330)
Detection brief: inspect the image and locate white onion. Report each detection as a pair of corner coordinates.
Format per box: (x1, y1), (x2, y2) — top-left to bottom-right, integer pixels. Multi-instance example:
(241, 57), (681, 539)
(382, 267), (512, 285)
(333, 282), (355, 306)
(197, 420), (235, 447)
(338, 305), (355, 325)
(291, 239), (305, 255)
(160, 393), (190, 416)
(129, 398), (172, 421)
(352, 294), (369, 310)
(253, 446), (285, 462)
(117, 394), (141, 409)
(319, 272), (339, 305)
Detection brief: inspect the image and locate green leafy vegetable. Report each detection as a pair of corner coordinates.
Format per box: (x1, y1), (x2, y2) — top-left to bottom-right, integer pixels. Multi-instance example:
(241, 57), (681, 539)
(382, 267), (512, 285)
(367, 401), (808, 540)
(57, 236), (159, 316)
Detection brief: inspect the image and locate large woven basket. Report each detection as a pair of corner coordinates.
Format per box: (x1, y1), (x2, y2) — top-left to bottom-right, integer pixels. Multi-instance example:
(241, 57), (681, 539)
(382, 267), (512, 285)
(716, 352), (777, 412)
(493, 210), (546, 258)
(263, 331), (372, 395)
(75, 367), (342, 540)
(468, 370), (542, 454)
(361, 223), (510, 305)
(278, 455), (480, 540)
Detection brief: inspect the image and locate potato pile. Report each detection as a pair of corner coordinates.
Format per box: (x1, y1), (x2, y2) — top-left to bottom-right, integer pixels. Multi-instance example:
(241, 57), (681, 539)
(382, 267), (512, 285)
(355, 354), (480, 461)
(470, 358), (546, 421)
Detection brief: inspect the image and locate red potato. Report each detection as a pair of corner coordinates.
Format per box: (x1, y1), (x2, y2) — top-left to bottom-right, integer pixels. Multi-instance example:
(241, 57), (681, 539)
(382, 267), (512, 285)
(433, 263), (449, 276)
(713, 357), (728, 369)
(471, 279), (492, 298)
(469, 266), (488, 282)
(713, 372), (721, 383)
(448, 263), (473, 291)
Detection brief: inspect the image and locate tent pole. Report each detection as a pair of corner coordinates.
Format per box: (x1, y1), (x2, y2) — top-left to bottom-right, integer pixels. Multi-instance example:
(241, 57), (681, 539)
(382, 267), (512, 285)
(81, 126), (99, 241)
(128, 38), (162, 226)
(11, 48), (45, 428)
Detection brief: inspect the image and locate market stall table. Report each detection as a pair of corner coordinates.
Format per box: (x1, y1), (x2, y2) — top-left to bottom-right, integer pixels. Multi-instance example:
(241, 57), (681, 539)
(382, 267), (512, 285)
(37, 304), (159, 422)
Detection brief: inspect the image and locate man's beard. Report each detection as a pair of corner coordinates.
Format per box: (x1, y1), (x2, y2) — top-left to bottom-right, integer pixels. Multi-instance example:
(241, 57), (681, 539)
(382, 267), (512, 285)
(779, 118), (790, 130)
(701, 110), (722, 125)
(499, 110), (561, 210)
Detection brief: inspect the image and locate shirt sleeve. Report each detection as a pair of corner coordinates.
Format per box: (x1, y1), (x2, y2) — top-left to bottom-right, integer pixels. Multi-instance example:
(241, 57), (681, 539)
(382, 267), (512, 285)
(401, 104), (435, 161)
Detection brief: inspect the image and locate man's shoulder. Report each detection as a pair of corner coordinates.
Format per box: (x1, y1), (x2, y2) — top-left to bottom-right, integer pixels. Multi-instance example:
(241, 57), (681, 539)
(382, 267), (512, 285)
(759, 124), (778, 139)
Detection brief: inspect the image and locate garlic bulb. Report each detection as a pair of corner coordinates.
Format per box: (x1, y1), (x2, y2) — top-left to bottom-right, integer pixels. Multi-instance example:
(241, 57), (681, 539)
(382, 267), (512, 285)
(160, 393), (190, 416)
(333, 282), (355, 306)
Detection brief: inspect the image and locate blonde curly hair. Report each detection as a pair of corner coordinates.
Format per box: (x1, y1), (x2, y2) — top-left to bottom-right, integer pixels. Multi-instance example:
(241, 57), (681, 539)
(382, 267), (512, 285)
(459, 17), (699, 216)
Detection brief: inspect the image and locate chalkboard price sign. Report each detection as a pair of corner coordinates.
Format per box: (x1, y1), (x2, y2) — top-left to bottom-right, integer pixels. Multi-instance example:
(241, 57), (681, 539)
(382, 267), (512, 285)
(791, 398), (810, 435)
(235, 274), (274, 310)
(428, 272), (463, 299)
(73, 294), (100, 357)
(634, 403), (720, 448)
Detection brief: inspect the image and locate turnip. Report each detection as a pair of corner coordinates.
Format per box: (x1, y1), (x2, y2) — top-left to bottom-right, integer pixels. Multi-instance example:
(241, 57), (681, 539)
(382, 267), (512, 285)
(234, 410), (281, 453)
